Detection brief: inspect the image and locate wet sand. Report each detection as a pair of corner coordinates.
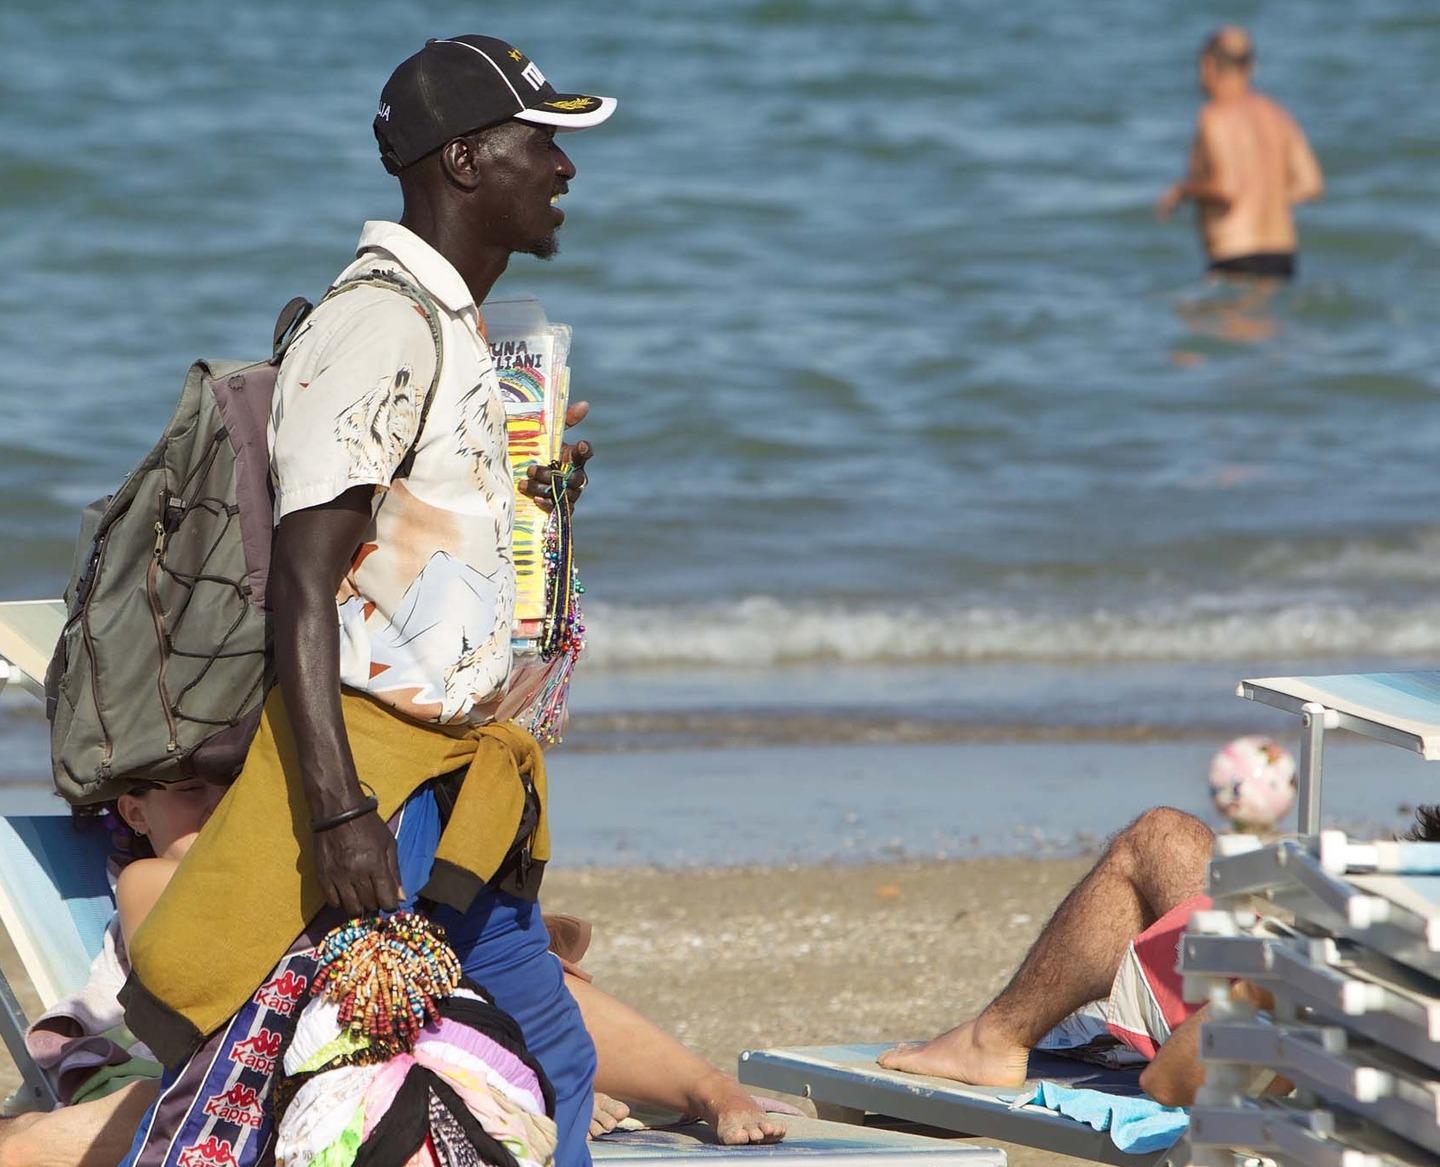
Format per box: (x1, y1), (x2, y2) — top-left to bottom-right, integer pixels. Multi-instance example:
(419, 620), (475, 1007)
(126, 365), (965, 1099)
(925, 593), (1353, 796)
(0, 856), (1103, 1167)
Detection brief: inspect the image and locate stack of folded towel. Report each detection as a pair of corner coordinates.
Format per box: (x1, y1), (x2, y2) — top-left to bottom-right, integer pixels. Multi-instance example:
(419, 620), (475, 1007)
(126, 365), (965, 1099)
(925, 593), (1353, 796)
(275, 982), (558, 1167)
(1182, 831), (1440, 1167)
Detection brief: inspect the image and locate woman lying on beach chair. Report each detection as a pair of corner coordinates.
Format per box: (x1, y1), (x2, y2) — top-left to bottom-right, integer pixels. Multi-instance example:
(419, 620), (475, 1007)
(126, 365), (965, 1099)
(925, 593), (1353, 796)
(0, 782), (786, 1167)
(882, 804), (1440, 1107)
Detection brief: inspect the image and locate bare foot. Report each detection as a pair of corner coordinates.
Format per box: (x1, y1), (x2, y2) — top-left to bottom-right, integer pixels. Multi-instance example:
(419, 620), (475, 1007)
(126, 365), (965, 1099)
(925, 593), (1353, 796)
(590, 1092), (631, 1139)
(877, 1017), (1030, 1087)
(690, 1072), (787, 1145)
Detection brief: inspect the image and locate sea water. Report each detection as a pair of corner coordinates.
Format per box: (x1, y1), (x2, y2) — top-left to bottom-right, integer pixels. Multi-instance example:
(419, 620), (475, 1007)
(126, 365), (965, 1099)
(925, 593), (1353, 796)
(2, 3), (1439, 855)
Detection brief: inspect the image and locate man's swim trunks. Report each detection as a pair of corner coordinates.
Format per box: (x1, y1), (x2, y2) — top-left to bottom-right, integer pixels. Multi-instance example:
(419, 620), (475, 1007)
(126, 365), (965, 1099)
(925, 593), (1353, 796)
(1208, 252), (1295, 279)
(1104, 894), (1212, 1059)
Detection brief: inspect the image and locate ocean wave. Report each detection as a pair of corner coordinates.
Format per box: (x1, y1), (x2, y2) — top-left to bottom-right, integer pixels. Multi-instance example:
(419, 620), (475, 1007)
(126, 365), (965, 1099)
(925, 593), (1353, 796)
(1248, 528), (1440, 585)
(582, 596), (1440, 668)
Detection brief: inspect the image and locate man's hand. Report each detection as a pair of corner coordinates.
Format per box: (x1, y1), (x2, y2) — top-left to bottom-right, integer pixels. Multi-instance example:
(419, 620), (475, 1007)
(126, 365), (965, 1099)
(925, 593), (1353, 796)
(1156, 182), (1186, 221)
(312, 811), (405, 917)
(521, 400), (594, 512)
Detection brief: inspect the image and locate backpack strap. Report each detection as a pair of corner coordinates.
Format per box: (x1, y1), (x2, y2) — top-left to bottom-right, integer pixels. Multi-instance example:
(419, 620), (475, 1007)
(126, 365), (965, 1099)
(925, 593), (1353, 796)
(318, 268), (447, 480)
(271, 296), (314, 363)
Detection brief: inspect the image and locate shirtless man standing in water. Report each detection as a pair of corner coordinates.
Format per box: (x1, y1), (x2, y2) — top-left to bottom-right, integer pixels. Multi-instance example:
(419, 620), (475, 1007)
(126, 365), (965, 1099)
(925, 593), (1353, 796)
(1156, 27), (1323, 280)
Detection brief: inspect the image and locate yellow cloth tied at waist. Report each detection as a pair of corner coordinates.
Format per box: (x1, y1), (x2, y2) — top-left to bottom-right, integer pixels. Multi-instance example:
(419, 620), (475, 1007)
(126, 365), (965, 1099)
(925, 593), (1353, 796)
(122, 688), (548, 1063)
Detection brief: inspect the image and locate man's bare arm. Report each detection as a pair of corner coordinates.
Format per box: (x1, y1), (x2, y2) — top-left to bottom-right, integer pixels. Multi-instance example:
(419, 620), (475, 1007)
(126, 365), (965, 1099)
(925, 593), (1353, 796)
(269, 485), (403, 917)
(1286, 120), (1324, 205)
(1182, 111), (1236, 206)
(1158, 111), (1235, 219)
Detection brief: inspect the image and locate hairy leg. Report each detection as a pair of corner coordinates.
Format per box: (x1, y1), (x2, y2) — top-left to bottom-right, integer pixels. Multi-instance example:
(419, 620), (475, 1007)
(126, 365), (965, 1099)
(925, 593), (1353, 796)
(566, 975), (786, 1145)
(0, 1079), (160, 1167)
(879, 807), (1214, 1085)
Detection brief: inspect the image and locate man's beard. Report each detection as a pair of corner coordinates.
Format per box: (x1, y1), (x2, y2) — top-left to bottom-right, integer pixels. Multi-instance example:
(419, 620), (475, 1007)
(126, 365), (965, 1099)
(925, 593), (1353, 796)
(523, 232), (560, 260)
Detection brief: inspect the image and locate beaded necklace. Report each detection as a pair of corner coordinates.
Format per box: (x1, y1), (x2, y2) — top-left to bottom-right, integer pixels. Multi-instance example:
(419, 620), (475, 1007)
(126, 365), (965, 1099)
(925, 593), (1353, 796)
(311, 911), (461, 1054)
(523, 464), (587, 745)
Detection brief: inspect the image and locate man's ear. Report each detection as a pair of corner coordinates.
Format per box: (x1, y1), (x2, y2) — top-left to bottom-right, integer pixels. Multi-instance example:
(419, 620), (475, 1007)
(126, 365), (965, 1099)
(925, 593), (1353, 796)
(116, 793), (148, 836)
(440, 136), (485, 191)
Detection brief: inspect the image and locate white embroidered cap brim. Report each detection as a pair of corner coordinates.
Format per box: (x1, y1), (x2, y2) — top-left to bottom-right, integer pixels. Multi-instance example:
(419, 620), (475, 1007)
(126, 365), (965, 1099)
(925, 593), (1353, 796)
(514, 94), (617, 131)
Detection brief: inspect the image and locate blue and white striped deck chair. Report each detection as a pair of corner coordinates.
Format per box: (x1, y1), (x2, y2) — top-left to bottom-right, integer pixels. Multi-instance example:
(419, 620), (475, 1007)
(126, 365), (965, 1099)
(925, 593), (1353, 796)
(0, 792), (113, 1114)
(0, 597), (102, 1113)
(0, 601), (1008, 1162)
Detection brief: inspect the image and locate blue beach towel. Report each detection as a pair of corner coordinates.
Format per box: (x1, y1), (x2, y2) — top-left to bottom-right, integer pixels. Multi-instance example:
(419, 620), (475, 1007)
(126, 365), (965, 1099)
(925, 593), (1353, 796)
(1011, 1081), (1188, 1154)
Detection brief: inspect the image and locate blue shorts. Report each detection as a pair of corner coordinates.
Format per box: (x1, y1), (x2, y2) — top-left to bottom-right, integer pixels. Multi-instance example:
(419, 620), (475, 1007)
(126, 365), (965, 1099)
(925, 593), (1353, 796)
(397, 783), (596, 1167)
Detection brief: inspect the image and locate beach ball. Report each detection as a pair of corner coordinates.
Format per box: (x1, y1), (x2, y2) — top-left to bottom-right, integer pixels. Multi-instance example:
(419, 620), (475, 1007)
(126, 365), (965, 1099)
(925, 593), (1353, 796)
(1209, 736), (1296, 830)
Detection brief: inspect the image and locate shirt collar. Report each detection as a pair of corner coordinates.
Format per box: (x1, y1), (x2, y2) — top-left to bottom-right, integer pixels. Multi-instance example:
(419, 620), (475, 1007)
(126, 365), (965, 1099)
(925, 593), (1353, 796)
(354, 220), (476, 315)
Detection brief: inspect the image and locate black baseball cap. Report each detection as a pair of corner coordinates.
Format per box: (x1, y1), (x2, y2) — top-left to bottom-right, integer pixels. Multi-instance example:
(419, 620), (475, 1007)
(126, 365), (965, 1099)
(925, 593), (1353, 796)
(374, 36), (617, 173)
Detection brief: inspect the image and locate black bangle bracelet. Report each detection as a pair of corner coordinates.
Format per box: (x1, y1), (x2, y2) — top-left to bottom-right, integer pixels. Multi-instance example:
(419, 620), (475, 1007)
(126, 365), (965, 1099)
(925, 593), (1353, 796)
(310, 794), (379, 834)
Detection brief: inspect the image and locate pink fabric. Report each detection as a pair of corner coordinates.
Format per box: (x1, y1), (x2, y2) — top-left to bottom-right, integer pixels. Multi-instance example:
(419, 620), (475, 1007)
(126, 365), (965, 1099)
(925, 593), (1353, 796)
(361, 1054), (417, 1140)
(418, 1018), (543, 1106)
(414, 1041), (541, 1119)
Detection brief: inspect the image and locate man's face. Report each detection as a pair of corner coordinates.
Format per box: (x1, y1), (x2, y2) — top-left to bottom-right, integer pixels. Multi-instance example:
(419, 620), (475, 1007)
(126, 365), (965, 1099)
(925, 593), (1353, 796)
(1197, 54), (1226, 96)
(469, 121), (577, 260)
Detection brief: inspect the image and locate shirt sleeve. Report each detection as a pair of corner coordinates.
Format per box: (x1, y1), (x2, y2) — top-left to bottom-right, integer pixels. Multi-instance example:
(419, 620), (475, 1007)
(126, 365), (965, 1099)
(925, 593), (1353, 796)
(270, 292), (439, 521)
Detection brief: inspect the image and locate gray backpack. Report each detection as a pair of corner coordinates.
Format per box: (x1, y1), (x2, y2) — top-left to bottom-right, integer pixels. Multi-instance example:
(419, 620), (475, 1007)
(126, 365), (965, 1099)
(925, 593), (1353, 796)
(46, 271), (441, 805)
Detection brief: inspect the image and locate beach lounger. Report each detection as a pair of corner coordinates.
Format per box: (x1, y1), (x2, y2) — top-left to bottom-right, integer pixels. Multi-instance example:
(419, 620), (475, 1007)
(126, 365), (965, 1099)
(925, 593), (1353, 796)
(0, 598), (72, 1112)
(593, 1115), (1002, 1163)
(0, 600), (1008, 1161)
(737, 1046), (1179, 1166)
(0, 804), (110, 1114)
(0, 598), (62, 704)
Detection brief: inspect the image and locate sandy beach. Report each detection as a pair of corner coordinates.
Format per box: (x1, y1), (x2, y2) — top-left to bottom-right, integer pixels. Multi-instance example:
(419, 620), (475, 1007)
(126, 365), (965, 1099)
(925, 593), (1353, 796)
(0, 855), (1098, 1167)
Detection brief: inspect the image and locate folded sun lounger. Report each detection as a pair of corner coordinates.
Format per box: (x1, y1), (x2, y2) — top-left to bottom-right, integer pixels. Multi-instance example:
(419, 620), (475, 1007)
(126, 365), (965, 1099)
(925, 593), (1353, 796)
(0, 600), (1006, 1162)
(1184, 833), (1440, 1166)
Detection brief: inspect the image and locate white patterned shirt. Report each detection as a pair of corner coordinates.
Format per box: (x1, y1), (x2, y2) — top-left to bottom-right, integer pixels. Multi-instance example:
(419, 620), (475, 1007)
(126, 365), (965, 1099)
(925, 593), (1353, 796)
(268, 221), (514, 725)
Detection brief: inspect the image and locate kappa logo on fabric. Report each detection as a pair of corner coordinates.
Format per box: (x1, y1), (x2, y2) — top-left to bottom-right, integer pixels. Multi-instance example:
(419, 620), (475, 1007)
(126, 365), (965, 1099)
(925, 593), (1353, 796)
(252, 970), (308, 1015)
(202, 1084), (265, 1129)
(133, 949), (320, 1167)
(45, 271), (442, 805)
(176, 1137), (239, 1167)
(228, 1029), (282, 1073)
